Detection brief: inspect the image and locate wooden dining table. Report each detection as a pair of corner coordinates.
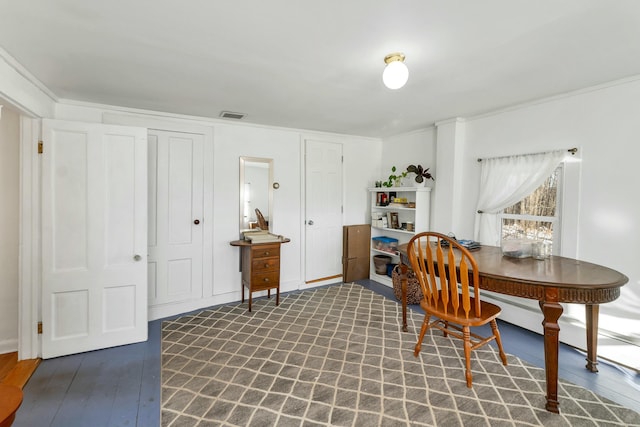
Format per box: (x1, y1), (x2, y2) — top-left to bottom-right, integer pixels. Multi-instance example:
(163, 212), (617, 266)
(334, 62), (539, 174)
(397, 243), (628, 413)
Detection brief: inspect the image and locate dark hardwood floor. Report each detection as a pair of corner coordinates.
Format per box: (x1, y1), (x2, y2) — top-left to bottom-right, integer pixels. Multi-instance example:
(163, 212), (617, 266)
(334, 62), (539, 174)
(12, 280), (640, 426)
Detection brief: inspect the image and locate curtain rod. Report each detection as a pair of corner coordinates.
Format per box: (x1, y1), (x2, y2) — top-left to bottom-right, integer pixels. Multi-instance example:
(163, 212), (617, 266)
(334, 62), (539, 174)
(477, 147), (577, 162)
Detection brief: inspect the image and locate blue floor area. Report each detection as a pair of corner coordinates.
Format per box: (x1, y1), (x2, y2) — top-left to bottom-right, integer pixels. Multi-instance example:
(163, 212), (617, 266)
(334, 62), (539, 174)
(14, 281), (640, 426)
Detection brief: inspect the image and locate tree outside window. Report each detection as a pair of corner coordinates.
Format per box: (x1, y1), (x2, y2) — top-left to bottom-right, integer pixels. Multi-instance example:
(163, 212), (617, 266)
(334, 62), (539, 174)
(500, 166), (561, 253)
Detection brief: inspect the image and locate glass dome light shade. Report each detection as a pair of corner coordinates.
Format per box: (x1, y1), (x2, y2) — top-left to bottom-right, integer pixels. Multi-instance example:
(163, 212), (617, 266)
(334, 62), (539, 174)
(382, 60), (409, 89)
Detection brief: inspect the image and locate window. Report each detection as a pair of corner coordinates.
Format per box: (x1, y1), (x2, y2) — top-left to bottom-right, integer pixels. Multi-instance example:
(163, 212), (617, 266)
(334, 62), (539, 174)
(499, 166), (562, 253)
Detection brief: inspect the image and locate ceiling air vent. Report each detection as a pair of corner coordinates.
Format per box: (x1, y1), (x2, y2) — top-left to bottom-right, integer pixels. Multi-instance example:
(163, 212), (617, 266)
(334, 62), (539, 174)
(219, 111), (246, 120)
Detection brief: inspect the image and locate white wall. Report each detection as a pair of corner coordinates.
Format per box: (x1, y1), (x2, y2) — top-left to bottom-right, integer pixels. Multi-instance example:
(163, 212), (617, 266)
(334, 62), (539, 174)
(212, 123), (303, 294)
(381, 128), (437, 185)
(0, 105), (20, 353)
(456, 77), (640, 368)
(53, 102), (381, 310)
(381, 127), (437, 226)
(373, 80), (640, 369)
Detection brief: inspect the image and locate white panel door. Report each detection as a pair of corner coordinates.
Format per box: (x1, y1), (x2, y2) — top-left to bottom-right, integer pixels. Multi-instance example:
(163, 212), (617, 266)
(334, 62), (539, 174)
(41, 119), (147, 359)
(305, 140), (343, 282)
(147, 130), (203, 307)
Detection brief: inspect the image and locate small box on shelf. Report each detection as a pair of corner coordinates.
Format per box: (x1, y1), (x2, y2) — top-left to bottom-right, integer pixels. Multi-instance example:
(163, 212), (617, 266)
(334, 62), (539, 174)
(372, 236), (399, 253)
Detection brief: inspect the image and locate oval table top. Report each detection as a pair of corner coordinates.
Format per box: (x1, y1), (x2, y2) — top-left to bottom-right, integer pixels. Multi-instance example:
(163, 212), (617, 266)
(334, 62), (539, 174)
(397, 243), (628, 303)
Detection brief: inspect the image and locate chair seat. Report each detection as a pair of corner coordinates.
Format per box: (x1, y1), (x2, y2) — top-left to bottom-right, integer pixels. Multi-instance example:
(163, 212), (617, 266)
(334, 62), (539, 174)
(420, 294), (502, 326)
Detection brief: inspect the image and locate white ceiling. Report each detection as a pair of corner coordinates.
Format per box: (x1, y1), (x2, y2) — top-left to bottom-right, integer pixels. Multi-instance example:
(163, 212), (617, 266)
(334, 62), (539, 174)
(2, 1), (640, 138)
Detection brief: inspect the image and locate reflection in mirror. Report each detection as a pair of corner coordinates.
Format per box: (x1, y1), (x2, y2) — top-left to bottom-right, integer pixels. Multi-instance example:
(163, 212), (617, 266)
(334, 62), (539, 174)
(239, 157), (273, 233)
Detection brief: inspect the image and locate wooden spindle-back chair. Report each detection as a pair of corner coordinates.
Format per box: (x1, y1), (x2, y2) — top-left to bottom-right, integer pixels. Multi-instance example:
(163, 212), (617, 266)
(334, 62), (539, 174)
(407, 232), (507, 387)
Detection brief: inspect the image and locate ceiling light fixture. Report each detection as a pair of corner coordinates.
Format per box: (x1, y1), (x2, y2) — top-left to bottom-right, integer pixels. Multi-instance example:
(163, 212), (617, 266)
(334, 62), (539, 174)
(382, 52), (409, 90)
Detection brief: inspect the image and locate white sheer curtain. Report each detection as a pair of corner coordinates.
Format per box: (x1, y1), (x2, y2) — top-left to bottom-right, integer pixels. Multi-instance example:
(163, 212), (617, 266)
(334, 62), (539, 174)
(473, 150), (567, 245)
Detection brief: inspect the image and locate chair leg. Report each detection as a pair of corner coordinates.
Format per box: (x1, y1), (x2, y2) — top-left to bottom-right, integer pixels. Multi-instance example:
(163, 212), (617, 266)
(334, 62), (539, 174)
(463, 326), (473, 388)
(491, 320), (508, 365)
(443, 320), (449, 337)
(414, 315), (431, 357)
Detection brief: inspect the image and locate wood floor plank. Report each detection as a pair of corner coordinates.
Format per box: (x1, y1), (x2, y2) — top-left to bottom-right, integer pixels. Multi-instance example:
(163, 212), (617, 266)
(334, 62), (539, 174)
(14, 353), (84, 427)
(0, 352), (17, 382)
(104, 345), (147, 426)
(52, 348), (139, 427)
(2, 359), (41, 388)
(133, 321), (162, 427)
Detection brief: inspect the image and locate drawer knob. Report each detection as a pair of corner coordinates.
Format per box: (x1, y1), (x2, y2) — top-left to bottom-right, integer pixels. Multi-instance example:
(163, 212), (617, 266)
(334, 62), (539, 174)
(263, 277), (270, 282)
(264, 263), (269, 268)
(264, 251), (270, 256)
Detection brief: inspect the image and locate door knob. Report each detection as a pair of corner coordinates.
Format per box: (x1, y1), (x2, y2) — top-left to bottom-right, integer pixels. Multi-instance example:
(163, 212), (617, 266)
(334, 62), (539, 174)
(308, 220), (314, 225)
(194, 219), (200, 225)
(133, 254), (142, 261)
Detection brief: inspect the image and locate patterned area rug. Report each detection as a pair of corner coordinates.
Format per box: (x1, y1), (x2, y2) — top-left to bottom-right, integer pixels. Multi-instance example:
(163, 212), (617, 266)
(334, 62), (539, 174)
(161, 284), (640, 426)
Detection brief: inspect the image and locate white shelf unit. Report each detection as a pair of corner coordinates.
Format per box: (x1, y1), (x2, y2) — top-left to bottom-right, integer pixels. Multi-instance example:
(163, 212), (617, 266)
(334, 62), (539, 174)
(368, 186), (431, 286)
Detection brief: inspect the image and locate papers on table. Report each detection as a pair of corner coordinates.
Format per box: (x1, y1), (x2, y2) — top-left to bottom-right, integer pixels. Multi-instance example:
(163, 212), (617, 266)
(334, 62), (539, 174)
(441, 239), (481, 251)
(243, 230), (283, 243)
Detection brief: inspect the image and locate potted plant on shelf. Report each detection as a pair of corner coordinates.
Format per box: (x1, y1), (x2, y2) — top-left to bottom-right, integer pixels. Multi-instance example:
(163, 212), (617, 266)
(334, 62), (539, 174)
(382, 166), (407, 187)
(406, 164), (434, 186)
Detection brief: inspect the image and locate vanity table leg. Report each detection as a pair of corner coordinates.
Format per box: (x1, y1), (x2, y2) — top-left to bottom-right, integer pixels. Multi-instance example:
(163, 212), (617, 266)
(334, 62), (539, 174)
(585, 304), (600, 372)
(539, 288), (563, 414)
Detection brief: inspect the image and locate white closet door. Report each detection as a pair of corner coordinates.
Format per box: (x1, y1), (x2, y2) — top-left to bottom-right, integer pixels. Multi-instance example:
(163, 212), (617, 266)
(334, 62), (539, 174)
(41, 119), (147, 359)
(147, 130), (204, 308)
(305, 140), (343, 282)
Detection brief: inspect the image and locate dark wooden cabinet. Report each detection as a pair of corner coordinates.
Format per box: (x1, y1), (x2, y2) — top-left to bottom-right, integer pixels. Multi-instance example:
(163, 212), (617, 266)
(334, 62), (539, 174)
(230, 239), (289, 311)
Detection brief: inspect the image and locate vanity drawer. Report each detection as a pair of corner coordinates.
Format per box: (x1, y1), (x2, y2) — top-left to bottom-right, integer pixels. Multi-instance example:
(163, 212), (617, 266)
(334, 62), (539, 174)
(252, 257), (279, 272)
(251, 244), (280, 259)
(251, 271), (280, 289)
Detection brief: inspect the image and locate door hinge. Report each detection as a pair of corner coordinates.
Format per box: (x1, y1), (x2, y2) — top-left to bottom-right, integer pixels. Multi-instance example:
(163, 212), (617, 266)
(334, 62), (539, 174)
(37, 322), (43, 334)
(38, 141), (43, 154)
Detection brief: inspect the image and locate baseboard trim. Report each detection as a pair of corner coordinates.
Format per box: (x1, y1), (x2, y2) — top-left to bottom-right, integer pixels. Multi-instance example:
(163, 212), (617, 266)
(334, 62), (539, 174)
(0, 339), (18, 355)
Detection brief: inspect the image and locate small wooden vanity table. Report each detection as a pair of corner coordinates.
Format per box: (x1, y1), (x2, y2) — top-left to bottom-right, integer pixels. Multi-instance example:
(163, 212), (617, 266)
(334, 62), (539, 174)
(230, 237), (290, 312)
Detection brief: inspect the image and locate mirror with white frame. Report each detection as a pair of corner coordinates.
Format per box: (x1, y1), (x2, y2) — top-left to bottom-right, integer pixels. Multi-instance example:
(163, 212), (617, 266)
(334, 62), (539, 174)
(239, 156), (273, 233)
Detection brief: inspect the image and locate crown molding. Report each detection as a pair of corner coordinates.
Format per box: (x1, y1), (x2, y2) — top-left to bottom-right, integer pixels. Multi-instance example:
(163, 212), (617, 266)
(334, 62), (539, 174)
(434, 117), (466, 127)
(0, 47), (58, 102)
(58, 98), (382, 142)
(466, 73), (640, 123)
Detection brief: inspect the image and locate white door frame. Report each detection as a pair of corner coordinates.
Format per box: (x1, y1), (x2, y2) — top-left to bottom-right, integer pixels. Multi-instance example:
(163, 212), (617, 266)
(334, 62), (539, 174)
(18, 115), (41, 360)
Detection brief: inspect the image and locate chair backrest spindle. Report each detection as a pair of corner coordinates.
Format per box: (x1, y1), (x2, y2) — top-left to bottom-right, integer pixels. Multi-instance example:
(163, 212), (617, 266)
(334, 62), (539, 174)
(407, 232), (481, 319)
